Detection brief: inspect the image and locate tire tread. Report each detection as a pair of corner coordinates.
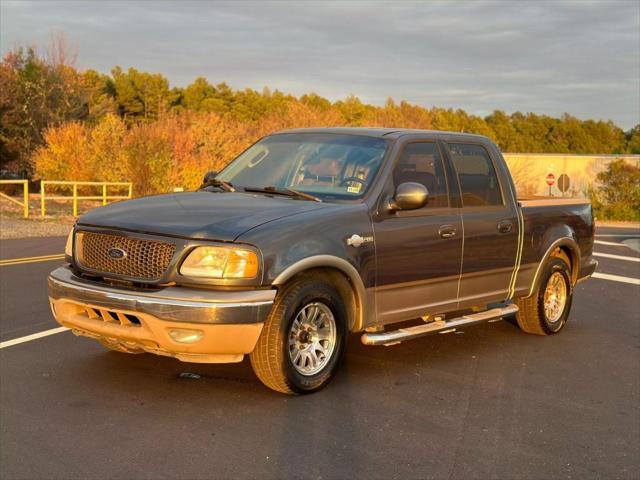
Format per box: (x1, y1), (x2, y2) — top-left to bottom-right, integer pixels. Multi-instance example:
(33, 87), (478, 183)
(515, 256), (572, 336)
(250, 280), (305, 394)
(515, 294), (547, 335)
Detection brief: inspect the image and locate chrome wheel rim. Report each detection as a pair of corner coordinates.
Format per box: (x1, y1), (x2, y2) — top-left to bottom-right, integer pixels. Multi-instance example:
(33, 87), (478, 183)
(543, 272), (567, 323)
(288, 302), (337, 376)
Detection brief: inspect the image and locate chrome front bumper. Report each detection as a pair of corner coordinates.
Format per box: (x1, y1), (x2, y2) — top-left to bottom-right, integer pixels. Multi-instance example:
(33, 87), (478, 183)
(47, 266), (276, 363)
(48, 266), (275, 325)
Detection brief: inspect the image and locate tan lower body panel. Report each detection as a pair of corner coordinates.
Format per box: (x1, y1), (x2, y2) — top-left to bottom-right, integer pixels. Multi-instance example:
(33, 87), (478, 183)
(374, 274), (460, 325)
(50, 297), (263, 364)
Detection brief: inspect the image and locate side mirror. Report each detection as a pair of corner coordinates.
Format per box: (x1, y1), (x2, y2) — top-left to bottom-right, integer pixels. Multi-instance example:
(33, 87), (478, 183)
(202, 171), (218, 185)
(388, 182), (429, 212)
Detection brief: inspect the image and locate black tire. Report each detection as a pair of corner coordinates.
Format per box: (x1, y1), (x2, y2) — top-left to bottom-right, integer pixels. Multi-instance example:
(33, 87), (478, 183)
(250, 277), (348, 395)
(515, 257), (573, 335)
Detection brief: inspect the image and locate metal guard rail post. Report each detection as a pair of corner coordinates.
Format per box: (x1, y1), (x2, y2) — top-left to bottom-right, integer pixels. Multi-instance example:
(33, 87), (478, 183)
(0, 180), (29, 218)
(40, 181), (133, 217)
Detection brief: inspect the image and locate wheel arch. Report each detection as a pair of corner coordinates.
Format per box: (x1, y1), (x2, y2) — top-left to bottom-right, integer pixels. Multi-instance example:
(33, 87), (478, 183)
(272, 255), (368, 332)
(526, 237), (580, 297)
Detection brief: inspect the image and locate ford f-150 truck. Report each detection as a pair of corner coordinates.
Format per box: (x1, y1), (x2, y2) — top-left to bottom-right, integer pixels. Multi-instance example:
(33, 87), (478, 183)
(48, 128), (597, 394)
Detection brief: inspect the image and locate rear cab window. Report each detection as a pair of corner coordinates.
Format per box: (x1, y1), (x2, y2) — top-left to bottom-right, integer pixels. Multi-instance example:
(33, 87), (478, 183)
(447, 143), (503, 207)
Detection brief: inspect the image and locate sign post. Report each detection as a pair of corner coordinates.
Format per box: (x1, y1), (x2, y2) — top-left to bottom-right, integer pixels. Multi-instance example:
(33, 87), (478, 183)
(546, 173), (555, 197)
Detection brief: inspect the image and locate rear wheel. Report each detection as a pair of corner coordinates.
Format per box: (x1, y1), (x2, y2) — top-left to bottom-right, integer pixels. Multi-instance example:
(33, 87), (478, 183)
(250, 277), (347, 395)
(516, 257), (573, 335)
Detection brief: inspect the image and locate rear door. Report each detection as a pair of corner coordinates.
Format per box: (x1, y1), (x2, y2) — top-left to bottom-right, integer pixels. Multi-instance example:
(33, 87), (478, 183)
(444, 142), (519, 308)
(373, 140), (463, 324)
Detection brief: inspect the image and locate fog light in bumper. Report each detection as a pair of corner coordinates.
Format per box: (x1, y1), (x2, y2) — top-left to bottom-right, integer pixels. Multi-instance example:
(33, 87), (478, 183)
(168, 328), (204, 344)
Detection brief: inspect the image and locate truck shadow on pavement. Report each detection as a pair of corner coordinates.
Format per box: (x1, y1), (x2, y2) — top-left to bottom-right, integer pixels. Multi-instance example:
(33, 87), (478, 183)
(6, 300), (625, 480)
(58, 319), (548, 477)
(75, 317), (530, 399)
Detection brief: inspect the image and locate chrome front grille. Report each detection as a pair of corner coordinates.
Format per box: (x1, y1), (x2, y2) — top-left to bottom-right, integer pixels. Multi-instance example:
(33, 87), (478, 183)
(75, 231), (176, 281)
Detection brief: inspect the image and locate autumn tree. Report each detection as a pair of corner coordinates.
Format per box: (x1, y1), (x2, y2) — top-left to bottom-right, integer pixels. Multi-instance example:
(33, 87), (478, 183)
(624, 125), (640, 154)
(300, 93), (332, 111)
(111, 67), (177, 123)
(3, 38), (638, 187)
(589, 159), (640, 221)
(335, 95), (370, 125)
(82, 69), (117, 121)
(182, 77), (222, 112)
(0, 45), (87, 175)
(33, 121), (89, 180)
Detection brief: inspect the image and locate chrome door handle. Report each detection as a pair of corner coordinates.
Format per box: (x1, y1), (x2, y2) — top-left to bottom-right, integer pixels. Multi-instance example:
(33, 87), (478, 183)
(439, 225), (457, 238)
(497, 220), (513, 233)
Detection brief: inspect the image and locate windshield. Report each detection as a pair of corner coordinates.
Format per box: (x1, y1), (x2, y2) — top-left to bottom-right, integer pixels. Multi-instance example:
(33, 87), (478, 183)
(216, 133), (389, 200)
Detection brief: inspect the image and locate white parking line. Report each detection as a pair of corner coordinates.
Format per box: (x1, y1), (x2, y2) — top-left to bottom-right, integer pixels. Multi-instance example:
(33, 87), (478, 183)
(0, 327), (69, 349)
(594, 240), (630, 247)
(593, 252), (640, 263)
(592, 273), (640, 286)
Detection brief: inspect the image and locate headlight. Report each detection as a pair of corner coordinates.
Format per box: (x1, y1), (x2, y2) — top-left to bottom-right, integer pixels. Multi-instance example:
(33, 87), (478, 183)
(180, 246), (258, 279)
(65, 229), (74, 257)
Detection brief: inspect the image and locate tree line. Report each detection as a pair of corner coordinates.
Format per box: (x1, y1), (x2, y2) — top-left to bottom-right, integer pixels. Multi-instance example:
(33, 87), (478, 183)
(1, 43), (638, 195)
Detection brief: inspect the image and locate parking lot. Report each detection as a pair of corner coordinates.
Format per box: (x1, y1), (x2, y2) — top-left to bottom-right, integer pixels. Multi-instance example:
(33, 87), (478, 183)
(1, 226), (638, 479)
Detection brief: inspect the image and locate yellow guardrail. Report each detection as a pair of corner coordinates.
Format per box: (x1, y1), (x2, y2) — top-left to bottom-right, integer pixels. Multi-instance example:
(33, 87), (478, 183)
(40, 181), (133, 217)
(0, 180), (29, 218)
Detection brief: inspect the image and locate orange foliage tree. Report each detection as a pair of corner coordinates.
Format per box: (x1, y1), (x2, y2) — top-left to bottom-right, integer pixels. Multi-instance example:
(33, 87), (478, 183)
(19, 37), (637, 198)
(33, 100), (352, 195)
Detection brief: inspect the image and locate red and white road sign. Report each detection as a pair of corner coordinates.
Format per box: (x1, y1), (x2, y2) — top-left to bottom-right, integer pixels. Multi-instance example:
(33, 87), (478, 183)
(546, 173), (555, 186)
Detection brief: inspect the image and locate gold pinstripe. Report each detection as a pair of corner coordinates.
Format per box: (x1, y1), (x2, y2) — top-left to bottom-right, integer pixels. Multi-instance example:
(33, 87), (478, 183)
(507, 205), (525, 299)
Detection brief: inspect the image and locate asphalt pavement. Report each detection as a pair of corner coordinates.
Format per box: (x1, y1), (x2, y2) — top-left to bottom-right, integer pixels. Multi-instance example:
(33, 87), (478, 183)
(0, 227), (638, 479)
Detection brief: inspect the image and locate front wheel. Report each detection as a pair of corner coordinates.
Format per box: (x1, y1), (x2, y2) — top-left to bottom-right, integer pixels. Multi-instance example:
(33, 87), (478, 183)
(250, 277), (348, 394)
(515, 257), (573, 335)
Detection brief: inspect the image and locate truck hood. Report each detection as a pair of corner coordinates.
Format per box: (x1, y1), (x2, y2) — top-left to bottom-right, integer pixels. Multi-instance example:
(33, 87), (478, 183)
(77, 191), (330, 242)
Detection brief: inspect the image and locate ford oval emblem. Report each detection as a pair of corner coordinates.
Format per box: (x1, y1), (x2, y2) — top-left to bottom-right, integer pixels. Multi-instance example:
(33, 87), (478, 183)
(107, 247), (127, 260)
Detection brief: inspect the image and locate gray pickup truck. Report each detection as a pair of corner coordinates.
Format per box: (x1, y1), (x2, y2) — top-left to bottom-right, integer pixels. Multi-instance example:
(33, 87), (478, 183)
(48, 128), (597, 394)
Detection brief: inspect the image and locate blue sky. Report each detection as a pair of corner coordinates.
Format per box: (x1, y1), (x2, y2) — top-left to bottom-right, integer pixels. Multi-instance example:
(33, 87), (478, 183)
(2, 0), (639, 129)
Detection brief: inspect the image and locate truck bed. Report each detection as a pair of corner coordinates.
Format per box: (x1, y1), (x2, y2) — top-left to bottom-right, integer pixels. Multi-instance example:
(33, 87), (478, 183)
(514, 197), (595, 298)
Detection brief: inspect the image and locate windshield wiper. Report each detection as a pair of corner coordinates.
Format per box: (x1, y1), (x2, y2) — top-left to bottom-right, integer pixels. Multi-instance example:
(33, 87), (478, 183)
(243, 186), (322, 202)
(200, 178), (235, 192)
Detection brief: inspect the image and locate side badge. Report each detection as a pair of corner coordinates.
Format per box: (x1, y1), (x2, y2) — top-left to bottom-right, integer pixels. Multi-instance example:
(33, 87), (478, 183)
(346, 234), (373, 248)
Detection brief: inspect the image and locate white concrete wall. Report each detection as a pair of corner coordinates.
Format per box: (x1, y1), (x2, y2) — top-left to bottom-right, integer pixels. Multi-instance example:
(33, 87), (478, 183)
(503, 154), (640, 198)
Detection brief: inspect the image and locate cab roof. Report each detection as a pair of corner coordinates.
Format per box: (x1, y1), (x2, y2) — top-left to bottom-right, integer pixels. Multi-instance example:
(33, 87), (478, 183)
(273, 127), (491, 142)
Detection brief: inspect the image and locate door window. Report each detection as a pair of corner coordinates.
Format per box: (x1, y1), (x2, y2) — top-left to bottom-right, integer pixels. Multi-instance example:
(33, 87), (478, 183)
(448, 143), (503, 207)
(393, 142), (449, 208)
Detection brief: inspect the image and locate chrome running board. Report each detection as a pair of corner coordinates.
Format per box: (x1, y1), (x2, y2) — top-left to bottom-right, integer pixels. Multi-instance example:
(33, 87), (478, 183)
(361, 304), (519, 346)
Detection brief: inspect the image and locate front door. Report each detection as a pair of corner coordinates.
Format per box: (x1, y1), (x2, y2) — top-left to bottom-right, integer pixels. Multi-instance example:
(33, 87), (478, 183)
(445, 142), (519, 308)
(373, 141), (463, 325)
